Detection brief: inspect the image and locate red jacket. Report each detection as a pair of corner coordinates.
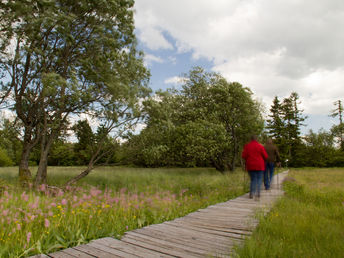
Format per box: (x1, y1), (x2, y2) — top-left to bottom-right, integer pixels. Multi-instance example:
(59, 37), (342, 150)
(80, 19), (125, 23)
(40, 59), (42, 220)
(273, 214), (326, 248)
(242, 140), (268, 171)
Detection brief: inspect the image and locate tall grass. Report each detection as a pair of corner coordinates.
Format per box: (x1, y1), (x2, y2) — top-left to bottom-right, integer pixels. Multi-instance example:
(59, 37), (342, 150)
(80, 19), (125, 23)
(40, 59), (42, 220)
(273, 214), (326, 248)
(0, 166), (247, 257)
(234, 168), (344, 258)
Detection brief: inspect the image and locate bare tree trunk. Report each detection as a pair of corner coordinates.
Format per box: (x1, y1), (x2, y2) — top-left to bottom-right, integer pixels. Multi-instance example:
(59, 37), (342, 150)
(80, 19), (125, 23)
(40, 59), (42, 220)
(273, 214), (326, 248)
(18, 128), (36, 186)
(19, 143), (32, 186)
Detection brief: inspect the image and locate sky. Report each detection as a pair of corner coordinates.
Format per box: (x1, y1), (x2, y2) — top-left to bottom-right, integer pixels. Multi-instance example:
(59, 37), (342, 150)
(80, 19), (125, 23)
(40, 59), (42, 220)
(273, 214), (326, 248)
(133, 0), (344, 134)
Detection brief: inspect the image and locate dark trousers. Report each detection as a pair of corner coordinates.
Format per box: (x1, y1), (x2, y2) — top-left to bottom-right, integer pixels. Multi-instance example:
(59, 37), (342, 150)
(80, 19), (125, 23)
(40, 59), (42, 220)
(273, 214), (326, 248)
(264, 162), (275, 190)
(248, 170), (263, 197)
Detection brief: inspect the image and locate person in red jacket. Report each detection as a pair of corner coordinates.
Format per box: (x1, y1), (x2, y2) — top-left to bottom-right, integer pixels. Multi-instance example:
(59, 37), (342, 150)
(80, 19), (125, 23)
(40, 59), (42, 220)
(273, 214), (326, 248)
(242, 135), (268, 200)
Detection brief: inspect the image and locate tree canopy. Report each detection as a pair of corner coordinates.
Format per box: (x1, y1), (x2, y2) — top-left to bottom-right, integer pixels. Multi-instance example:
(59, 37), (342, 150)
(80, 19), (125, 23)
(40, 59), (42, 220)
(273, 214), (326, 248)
(0, 0), (150, 185)
(124, 67), (264, 172)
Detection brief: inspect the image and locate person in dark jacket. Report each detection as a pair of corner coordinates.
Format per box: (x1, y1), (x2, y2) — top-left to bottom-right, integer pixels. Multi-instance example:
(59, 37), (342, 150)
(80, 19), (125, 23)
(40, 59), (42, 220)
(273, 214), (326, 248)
(242, 135), (268, 200)
(263, 138), (281, 190)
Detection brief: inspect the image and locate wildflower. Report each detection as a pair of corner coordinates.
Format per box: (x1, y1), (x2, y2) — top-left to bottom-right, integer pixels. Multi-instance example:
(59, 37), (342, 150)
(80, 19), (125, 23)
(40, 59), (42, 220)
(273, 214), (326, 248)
(50, 202), (56, 207)
(21, 192), (29, 202)
(17, 224), (21, 230)
(27, 232), (32, 244)
(39, 184), (46, 192)
(44, 219), (50, 228)
(48, 211), (53, 217)
(2, 209), (9, 216)
(61, 199), (67, 205)
(126, 225), (128, 230)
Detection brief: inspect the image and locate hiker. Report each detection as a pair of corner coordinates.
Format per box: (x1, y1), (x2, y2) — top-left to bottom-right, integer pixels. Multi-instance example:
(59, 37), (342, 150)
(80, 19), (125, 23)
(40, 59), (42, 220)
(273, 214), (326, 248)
(264, 138), (281, 190)
(242, 135), (268, 200)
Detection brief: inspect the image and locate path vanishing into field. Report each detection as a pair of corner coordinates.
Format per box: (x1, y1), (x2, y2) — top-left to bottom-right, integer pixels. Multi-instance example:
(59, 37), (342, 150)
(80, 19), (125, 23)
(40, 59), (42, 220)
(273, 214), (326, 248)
(33, 170), (289, 258)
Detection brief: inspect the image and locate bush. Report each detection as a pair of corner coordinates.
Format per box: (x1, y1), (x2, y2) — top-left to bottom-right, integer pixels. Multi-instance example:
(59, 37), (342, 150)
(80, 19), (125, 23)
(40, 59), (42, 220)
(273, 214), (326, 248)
(0, 147), (14, 166)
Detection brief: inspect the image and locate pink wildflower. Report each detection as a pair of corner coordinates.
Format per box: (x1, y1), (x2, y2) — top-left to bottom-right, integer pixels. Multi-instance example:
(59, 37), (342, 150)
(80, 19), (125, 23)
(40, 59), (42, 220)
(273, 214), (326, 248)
(61, 199), (67, 205)
(48, 211), (53, 217)
(27, 232), (32, 243)
(44, 219), (50, 228)
(50, 202), (56, 207)
(17, 224), (21, 230)
(2, 209), (9, 216)
(39, 184), (46, 192)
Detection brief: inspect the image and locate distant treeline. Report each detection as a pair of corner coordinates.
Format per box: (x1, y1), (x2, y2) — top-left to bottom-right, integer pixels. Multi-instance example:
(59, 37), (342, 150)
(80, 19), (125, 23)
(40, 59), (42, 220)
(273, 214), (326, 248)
(1, 68), (343, 170)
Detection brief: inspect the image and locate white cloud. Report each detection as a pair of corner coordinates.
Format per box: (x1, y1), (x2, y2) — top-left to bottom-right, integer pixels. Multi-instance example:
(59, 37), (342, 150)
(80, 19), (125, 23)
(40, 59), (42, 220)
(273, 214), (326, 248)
(164, 76), (186, 86)
(144, 54), (164, 66)
(134, 0), (344, 116)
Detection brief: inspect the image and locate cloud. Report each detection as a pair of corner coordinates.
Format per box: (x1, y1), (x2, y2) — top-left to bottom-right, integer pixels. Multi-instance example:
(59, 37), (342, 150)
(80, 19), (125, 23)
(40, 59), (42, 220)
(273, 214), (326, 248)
(144, 54), (164, 66)
(134, 0), (344, 116)
(164, 76), (186, 86)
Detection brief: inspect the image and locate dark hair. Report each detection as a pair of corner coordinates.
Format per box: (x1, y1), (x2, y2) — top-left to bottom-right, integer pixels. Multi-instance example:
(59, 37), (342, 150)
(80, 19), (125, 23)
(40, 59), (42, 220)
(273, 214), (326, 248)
(251, 135), (258, 141)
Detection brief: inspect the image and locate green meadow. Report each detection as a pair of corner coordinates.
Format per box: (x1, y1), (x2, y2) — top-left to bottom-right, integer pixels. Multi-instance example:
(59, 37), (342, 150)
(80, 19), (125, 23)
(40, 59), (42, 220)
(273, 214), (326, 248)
(234, 168), (344, 258)
(0, 166), (248, 257)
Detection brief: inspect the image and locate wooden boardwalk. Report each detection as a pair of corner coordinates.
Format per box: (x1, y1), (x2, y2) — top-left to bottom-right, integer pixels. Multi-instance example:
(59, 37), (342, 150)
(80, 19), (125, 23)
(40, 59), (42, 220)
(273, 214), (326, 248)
(33, 170), (288, 258)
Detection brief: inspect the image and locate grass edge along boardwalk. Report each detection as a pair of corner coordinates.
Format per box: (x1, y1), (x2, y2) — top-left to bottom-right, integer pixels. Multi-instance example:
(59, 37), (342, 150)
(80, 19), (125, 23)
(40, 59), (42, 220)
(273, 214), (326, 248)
(32, 171), (289, 258)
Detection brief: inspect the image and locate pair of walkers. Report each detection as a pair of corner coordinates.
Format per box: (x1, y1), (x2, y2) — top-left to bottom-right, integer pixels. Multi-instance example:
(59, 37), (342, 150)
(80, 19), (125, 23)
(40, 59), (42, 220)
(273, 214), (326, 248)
(241, 135), (280, 200)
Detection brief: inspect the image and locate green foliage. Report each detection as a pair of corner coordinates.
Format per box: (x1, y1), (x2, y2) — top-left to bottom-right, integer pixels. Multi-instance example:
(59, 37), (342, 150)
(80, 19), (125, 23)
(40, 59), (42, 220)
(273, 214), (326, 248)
(266, 92), (307, 166)
(125, 67), (264, 171)
(0, 147), (14, 166)
(0, 0), (150, 184)
(0, 119), (22, 165)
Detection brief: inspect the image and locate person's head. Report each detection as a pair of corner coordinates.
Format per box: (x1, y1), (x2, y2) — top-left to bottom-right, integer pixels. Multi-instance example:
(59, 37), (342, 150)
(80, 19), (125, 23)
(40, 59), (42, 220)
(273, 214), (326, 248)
(251, 135), (258, 141)
(266, 138), (273, 144)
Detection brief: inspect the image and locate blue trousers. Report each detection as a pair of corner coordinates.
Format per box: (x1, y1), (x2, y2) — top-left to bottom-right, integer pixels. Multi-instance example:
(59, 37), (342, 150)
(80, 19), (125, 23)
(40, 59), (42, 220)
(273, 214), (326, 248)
(264, 162), (275, 190)
(248, 170), (263, 197)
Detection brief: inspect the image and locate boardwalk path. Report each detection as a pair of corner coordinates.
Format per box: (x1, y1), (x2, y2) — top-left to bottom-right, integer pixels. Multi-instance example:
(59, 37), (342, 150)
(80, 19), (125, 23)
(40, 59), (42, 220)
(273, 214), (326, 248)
(34, 170), (288, 258)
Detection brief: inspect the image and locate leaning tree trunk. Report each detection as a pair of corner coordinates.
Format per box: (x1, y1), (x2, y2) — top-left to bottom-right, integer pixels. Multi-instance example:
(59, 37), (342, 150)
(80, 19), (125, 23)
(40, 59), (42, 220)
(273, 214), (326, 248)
(65, 143), (110, 187)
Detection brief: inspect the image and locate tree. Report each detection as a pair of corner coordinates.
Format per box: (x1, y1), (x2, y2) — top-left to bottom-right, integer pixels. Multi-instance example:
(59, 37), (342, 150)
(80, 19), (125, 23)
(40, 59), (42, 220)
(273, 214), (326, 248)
(330, 100), (344, 150)
(0, 0), (150, 185)
(266, 92), (307, 165)
(127, 67), (264, 172)
(266, 96), (284, 145)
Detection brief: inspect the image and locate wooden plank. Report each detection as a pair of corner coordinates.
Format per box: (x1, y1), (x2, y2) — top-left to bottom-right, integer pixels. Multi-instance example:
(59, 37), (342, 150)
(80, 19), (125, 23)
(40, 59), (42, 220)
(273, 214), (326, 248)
(165, 220), (246, 240)
(180, 216), (254, 229)
(132, 225), (230, 254)
(73, 244), (115, 257)
(49, 248), (92, 258)
(121, 236), (197, 258)
(87, 242), (132, 257)
(125, 231), (210, 256)
(148, 223), (233, 251)
(177, 217), (255, 231)
(92, 237), (171, 257)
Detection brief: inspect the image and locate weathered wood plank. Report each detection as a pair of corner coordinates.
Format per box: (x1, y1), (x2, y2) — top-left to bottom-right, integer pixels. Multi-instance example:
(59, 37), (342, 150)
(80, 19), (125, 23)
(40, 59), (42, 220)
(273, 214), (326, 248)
(124, 231), (209, 256)
(87, 242), (132, 257)
(73, 244), (115, 257)
(49, 248), (95, 258)
(133, 224), (231, 254)
(147, 223), (233, 251)
(165, 220), (246, 240)
(92, 237), (172, 257)
(121, 236), (197, 258)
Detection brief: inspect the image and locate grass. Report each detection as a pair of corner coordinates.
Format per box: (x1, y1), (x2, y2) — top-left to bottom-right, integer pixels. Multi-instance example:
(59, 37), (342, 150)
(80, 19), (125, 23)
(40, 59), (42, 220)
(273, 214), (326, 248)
(0, 166), (248, 257)
(234, 168), (344, 258)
